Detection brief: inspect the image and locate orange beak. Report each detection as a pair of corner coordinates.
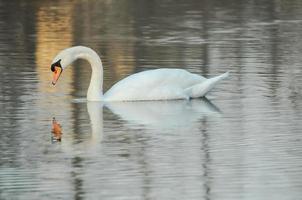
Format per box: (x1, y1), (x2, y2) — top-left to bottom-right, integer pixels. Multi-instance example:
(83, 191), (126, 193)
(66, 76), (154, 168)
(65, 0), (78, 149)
(52, 66), (62, 85)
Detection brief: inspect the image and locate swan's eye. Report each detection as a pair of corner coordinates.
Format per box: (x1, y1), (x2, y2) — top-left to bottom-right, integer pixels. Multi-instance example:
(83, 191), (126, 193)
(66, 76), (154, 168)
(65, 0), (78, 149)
(51, 59), (62, 72)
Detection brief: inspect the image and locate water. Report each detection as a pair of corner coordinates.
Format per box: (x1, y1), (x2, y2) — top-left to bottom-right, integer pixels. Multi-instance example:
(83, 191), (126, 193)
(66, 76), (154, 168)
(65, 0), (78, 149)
(1, 0), (302, 199)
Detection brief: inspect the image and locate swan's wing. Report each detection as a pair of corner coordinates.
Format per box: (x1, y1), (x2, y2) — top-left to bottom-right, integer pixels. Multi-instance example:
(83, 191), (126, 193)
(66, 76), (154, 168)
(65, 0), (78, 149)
(104, 68), (205, 101)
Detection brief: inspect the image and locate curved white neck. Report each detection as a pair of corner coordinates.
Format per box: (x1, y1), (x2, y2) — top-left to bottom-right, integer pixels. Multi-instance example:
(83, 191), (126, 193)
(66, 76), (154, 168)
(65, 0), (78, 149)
(74, 47), (104, 101)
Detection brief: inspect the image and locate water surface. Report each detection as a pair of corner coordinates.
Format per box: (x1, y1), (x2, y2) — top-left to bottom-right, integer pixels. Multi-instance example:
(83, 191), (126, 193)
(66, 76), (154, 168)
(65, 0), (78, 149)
(1, 0), (302, 199)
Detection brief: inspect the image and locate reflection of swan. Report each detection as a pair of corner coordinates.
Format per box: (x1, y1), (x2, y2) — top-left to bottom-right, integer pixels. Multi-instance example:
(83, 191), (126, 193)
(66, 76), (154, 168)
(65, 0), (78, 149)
(87, 101), (103, 143)
(50, 46), (229, 101)
(51, 117), (62, 142)
(53, 98), (219, 144)
(105, 98), (220, 129)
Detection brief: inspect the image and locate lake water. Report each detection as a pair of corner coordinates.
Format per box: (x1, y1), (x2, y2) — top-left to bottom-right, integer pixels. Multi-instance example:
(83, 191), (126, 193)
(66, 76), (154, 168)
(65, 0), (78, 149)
(1, 0), (302, 199)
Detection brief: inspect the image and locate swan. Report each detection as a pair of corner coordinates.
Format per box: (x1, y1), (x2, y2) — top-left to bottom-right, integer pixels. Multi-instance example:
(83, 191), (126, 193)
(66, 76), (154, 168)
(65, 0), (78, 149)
(51, 46), (229, 101)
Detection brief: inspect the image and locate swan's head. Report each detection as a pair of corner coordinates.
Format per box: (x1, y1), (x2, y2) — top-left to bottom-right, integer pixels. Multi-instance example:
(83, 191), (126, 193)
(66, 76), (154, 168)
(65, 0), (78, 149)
(50, 59), (63, 85)
(50, 47), (79, 85)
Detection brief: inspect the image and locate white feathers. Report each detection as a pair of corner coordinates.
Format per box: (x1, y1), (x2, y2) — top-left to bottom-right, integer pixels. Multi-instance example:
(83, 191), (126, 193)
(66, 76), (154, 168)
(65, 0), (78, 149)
(51, 46), (229, 101)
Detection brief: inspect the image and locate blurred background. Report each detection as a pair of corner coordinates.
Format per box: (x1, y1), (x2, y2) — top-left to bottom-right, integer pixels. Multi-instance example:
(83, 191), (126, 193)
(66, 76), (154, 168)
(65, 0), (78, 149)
(0, 0), (302, 199)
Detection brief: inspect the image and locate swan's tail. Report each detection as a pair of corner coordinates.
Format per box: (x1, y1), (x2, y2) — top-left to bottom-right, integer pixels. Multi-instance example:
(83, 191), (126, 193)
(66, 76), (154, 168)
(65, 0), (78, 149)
(185, 71), (229, 98)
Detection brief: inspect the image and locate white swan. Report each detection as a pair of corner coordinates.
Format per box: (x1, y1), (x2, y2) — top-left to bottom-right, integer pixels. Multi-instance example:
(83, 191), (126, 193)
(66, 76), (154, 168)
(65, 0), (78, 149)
(51, 46), (229, 101)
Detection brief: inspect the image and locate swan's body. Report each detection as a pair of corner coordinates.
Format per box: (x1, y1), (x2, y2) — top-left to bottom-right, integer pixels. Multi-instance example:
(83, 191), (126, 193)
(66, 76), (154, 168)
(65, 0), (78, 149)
(51, 46), (229, 101)
(105, 68), (203, 101)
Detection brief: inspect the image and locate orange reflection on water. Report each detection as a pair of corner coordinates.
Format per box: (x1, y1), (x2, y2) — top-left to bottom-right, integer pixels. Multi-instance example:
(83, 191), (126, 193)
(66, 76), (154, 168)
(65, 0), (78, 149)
(51, 117), (62, 142)
(35, 2), (74, 95)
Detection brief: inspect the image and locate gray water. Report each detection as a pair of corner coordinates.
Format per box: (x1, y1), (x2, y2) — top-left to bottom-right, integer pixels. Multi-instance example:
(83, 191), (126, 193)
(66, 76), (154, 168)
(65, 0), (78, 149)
(1, 0), (302, 199)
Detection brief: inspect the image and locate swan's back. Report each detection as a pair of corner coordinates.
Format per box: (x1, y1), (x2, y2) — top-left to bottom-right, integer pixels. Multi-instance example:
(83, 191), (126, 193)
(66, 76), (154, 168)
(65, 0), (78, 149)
(104, 68), (206, 101)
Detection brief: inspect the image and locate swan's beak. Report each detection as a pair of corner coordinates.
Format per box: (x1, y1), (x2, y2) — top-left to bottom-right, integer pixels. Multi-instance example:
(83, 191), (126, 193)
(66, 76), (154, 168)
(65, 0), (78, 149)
(52, 66), (62, 85)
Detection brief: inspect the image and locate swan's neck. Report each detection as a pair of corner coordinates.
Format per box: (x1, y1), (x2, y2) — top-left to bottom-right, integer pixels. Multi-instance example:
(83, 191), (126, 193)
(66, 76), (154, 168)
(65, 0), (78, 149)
(76, 48), (104, 101)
